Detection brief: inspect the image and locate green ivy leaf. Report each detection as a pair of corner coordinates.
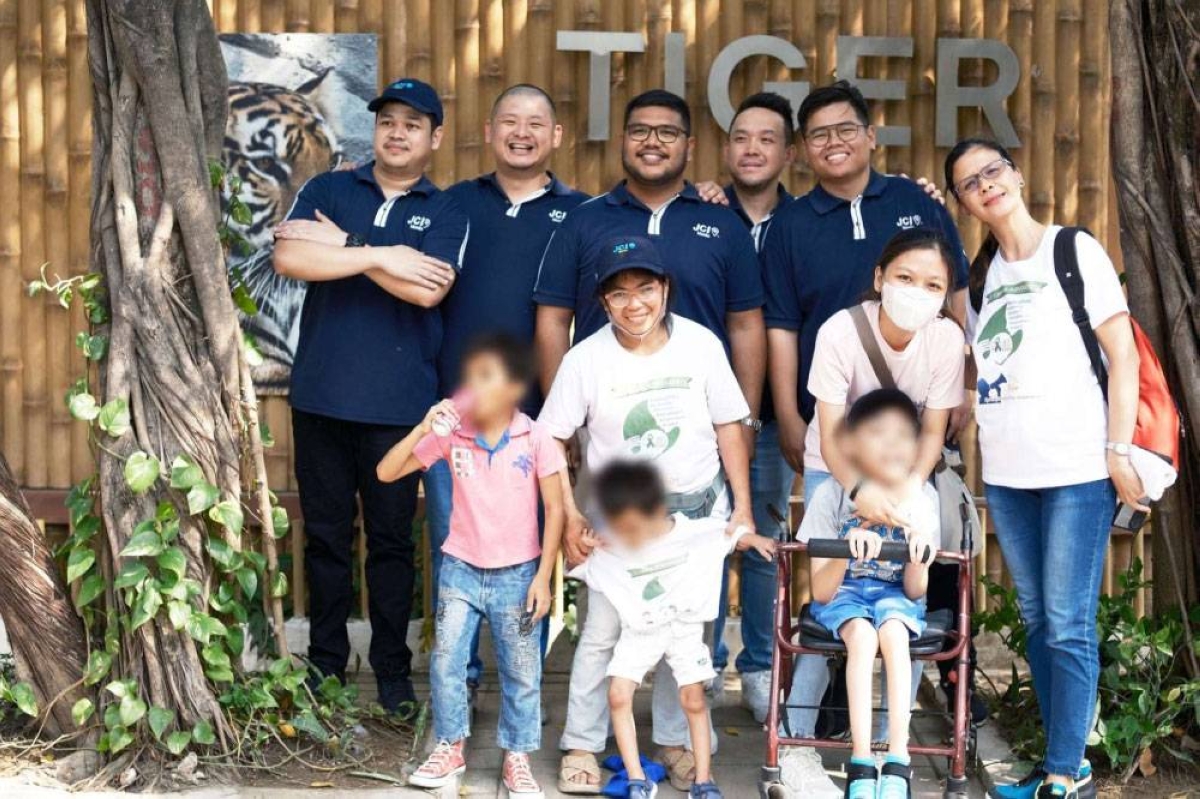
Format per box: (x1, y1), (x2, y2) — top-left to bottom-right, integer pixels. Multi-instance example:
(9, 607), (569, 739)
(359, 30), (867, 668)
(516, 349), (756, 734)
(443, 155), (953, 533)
(186, 613), (227, 646)
(271, 505), (289, 538)
(71, 698), (94, 727)
(68, 392), (101, 421)
(96, 397), (129, 437)
(208, 499), (244, 538)
(119, 695), (147, 727)
(120, 529), (163, 558)
(169, 455), (204, 490)
(192, 719), (216, 746)
(73, 514), (101, 543)
(105, 679), (132, 699)
(270, 571), (288, 599)
(113, 562), (150, 590)
(83, 651), (113, 686)
(226, 625), (244, 657)
(66, 547), (96, 583)
(9, 683), (38, 717)
(167, 601), (192, 630)
(290, 710), (328, 742)
(165, 729), (192, 755)
(242, 551), (266, 572)
(186, 482), (219, 515)
(130, 588), (162, 630)
(74, 332), (109, 362)
(230, 198), (252, 227)
(108, 725), (134, 754)
(259, 418), (275, 448)
(148, 706), (174, 740)
(76, 573), (106, 608)
(123, 451), (161, 494)
(231, 282), (258, 315)
(157, 547), (187, 579)
(235, 567), (258, 599)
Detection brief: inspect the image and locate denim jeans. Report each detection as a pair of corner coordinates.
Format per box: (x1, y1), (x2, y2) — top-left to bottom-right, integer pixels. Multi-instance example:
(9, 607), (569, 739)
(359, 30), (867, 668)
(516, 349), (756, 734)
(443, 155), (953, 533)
(424, 462), (483, 685)
(985, 478), (1114, 776)
(785, 468), (922, 740)
(431, 555), (542, 751)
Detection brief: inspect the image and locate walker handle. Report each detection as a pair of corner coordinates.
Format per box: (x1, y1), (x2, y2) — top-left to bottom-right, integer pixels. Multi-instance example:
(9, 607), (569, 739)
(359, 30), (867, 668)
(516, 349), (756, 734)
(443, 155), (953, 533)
(806, 539), (929, 563)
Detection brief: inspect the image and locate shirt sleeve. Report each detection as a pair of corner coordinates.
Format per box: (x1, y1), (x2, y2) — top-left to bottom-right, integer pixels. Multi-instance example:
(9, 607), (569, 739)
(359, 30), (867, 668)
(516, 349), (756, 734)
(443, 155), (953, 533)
(537, 350), (588, 440)
(796, 480), (843, 544)
(532, 223), (581, 309)
(723, 223), (766, 312)
(928, 197), (971, 293)
(533, 423), (569, 478)
(412, 431), (448, 470)
(1075, 232), (1129, 328)
(806, 312), (855, 406)
(924, 319), (967, 410)
(284, 172), (333, 223)
(420, 197), (470, 270)
(703, 332), (752, 424)
(761, 217), (802, 331)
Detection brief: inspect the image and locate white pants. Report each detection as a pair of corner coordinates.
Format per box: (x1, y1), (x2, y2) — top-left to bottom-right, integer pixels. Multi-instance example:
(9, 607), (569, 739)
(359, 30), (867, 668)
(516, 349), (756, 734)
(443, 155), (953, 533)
(559, 588), (717, 753)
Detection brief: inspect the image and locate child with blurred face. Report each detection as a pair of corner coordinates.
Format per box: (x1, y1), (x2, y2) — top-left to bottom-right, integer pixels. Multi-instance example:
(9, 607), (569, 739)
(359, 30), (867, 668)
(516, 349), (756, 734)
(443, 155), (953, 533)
(801, 389), (939, 799)
(377, 333), (566, 797)
(569, 461), (775, 799)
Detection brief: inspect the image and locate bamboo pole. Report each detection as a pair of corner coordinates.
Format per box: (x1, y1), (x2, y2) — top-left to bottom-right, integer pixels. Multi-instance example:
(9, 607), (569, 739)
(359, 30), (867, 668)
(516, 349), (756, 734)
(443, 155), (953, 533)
(406, 0), (431, 81)
(67, 0), (89, 483)
(42, 0), (70, 489)
(432, 0), (454, 185)
(239, 0), (262, 32)
(285, 0), (311, 32)
(693, 0), (719, 184)
(1077, 0), (1104, 233)
(380, 0), (403, 82)
(334, 0), (357, 33)
(0, 0), (21, 481)
(311, 0), (334, 32)
(911, 0), (936, 196)
(791, 0), (817, 192)
(262, 0), (285, 31)
(18, 0), (47, 487)
(1029, 0), (1055, 222)
(1054, 0), (1080, 224)
(216, 0), (238, 31)
(503, 0), (527, 100)
(550, 0), (576, 187)
(627, 0), (650, 101)
(600, 0), (623, 187)
(456, 0), (481, 180)
(718, 0), (743, 175)
(884, 0), (912, 177)
(573, 0), (601, 195)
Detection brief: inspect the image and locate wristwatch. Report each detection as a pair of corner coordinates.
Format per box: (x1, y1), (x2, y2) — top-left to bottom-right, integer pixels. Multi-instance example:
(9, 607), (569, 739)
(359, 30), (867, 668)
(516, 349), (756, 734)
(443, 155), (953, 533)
(1106, 441), (1132, 457)
(740, 416), (763, 433)
(345, 232), (366, 247)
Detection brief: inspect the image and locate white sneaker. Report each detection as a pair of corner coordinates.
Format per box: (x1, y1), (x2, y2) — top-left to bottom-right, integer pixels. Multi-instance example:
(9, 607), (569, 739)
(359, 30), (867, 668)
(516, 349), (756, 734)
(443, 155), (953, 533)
(779, 746), (841, 799)
(740, 670), (772, 723)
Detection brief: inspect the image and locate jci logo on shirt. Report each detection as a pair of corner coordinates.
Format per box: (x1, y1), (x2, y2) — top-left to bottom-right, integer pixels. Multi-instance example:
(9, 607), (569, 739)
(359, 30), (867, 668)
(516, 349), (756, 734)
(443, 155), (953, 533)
(692, 223), (719, 239)
(895, 214), (923, 229)
(407, 215), (432, 232)
(548, 209), (567, 223)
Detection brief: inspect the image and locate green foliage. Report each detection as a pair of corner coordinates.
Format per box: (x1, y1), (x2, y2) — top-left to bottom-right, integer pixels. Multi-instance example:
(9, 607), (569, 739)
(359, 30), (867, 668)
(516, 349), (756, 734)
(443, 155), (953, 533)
(976, 562), (1200, 776)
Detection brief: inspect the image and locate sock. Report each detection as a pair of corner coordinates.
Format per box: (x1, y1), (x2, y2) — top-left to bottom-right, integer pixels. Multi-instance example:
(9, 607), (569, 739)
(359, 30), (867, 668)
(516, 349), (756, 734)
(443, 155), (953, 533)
(878, 754), (911, 799)
(847, 757), (877, 799)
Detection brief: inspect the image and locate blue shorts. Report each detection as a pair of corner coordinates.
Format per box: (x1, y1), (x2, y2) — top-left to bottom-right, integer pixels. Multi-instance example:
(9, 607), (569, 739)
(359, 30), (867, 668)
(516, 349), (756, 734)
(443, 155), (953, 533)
(811, 577), (926, 639)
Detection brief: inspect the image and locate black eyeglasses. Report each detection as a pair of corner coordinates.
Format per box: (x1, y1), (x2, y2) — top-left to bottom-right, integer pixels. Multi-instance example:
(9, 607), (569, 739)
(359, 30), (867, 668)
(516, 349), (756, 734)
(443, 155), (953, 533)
(804, 122), (867, 148)
(952, 158), (1013, 196)
(625, 124), (686, 144)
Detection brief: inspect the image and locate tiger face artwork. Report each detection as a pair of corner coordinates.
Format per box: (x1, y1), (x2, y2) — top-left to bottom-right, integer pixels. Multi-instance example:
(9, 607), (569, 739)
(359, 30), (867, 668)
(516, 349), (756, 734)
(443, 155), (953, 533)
(223, 75), (342, 391)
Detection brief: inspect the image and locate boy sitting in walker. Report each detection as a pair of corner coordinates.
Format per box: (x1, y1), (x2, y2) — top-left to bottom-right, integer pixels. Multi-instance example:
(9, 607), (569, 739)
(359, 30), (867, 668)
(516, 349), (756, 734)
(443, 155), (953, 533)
(802, 389), (939, 799)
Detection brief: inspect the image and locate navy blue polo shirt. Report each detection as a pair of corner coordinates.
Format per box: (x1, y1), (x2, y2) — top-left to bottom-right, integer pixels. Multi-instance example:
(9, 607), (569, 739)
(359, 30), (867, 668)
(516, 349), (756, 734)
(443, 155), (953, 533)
(442, 173), (589, 408)
(762, 170), (969, 422)
(285, 162), (469, 426)
(723, 183), (793, 253)
(532, 181), (764, 346)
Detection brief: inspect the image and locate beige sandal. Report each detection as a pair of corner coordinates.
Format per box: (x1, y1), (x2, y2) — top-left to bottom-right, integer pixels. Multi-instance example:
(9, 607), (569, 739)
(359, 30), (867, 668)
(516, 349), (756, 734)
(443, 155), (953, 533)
(558, 752), (602, 795)
(658, 746), (696, 791)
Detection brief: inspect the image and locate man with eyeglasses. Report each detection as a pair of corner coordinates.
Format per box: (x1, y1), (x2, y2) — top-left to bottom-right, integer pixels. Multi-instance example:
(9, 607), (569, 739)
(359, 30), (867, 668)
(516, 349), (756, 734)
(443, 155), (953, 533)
(760, 79), (975, 791)
(534, 88), (766, 794)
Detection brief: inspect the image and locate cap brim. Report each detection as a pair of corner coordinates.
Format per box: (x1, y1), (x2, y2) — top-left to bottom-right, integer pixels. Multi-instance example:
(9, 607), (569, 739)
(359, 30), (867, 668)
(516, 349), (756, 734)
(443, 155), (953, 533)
(596, 262), (667, 285)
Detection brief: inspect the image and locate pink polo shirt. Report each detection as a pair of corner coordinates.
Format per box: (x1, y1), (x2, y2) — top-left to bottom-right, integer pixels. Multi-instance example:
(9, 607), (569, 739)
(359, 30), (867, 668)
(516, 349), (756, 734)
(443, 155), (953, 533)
(413, 411), (567, 569)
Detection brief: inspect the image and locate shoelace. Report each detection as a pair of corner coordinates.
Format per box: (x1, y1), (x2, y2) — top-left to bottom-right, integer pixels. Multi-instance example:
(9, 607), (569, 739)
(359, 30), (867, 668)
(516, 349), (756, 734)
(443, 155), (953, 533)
(504, 753), (539, 791)
(417, 740), (460, 775)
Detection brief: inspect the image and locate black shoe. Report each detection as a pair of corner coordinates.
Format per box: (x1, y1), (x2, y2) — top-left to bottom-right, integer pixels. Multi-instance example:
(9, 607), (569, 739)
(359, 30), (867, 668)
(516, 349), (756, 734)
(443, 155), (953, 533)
(941, 677), (989, 725)
(377, 675), (417, 717)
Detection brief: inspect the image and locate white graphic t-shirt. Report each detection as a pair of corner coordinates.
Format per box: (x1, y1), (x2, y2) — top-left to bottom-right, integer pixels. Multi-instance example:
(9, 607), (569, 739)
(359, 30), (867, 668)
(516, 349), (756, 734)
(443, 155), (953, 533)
(966, 226), (1127, 488)
(568, 514), (744, 631)
(539, 314), (750, 494)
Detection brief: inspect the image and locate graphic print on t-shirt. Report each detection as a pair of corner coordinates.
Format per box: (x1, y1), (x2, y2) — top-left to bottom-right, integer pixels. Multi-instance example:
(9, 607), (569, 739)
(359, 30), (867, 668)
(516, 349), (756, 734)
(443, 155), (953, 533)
(616, 377), (691, 460)
(975, 280), (1046, 406)
(839, 516), (907, 582)
(450, 445), (475, 478)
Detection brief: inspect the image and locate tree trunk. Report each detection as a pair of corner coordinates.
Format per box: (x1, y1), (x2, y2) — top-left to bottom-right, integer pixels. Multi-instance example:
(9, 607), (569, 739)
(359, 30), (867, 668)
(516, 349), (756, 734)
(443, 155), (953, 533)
(1109, 0), (1200, 621)
(0, 452), (92, 738)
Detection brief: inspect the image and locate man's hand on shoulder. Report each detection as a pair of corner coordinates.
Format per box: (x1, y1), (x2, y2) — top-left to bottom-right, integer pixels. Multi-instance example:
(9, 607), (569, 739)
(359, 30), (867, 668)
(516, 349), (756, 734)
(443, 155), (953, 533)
(898, 173), (945, 206)
(694, 180), (729, 205)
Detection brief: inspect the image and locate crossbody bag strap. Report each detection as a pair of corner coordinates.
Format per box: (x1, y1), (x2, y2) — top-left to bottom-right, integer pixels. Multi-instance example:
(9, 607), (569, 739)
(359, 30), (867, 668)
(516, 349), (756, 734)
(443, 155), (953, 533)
(848, 304), (897, 391)
(1053, 226), (1110, 403)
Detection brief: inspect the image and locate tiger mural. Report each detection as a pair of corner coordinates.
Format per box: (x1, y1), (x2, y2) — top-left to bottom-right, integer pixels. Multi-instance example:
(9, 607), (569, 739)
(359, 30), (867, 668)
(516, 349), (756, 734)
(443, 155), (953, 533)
(223, 74), (343, 391)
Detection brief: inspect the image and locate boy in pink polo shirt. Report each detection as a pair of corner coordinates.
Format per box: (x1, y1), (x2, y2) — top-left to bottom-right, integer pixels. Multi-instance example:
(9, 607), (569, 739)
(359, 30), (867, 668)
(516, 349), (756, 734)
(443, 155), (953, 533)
(377, 333), (566, 796)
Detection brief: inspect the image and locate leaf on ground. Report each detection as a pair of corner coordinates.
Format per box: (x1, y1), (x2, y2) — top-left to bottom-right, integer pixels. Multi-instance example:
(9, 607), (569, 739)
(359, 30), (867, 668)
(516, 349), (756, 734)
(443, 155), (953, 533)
(148, 706), (175, 740)
(165, 730), (191, 755)
(1138, 747), (1157, 777)
(192, 719), (216, 746)
(9, 683), (38, 717)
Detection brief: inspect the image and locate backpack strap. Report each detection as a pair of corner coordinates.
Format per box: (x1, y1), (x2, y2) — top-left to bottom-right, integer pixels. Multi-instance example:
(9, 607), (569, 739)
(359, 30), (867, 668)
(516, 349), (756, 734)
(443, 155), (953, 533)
(848, 304), (897, 391)
(1053, 226), (1110, 402)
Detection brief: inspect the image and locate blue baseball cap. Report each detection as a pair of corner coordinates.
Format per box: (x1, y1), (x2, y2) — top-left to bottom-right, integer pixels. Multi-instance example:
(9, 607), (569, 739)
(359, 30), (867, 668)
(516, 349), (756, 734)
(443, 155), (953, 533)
(368, 78), (444, 127)
(594, 235), (668, 287)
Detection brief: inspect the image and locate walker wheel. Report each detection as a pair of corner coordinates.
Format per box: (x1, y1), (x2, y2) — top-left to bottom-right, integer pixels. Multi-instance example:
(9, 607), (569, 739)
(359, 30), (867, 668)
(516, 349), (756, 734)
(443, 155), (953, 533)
(759, 781), (789, 799)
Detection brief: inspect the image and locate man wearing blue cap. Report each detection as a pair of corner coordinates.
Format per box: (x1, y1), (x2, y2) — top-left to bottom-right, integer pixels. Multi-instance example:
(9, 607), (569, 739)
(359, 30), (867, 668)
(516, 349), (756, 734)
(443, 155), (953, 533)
(273, 78), (468, 713)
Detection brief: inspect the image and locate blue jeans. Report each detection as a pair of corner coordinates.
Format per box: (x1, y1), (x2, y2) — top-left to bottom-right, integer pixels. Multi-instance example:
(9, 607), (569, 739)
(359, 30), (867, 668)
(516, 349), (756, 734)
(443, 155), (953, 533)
(431, 555), (542, 751)
(722, 422), (796, 674)
(425, 462), (483, 685)
(985, 478), (1114, 777)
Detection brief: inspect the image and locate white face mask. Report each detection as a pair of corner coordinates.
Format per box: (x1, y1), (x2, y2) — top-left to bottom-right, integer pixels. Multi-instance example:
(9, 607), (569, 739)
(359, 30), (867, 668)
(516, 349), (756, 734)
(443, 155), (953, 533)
(880, 282), (944, 332)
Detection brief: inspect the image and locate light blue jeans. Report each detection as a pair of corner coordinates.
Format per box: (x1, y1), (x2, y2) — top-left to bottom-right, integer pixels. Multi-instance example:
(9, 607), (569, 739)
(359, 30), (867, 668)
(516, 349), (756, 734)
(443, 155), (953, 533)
(985, 478), (1114, 777)
(785, 469), (922, 741)
(431, 555), (542, 751)
(424, 462), (483, 686)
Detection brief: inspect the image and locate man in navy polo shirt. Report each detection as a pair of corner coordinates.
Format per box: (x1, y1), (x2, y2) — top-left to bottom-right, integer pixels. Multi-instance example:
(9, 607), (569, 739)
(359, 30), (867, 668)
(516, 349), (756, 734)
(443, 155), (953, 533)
(273, 78), (468, 712)
(761, 79), (972, 787)
(534, 88), (766, 792)
(428, 84), (589, 692)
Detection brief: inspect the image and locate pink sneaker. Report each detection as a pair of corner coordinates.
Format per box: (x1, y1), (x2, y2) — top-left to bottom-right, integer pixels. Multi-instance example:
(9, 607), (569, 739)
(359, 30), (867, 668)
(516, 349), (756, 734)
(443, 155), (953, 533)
(503, 751), (544, 797)
(408, 739), (466, 788)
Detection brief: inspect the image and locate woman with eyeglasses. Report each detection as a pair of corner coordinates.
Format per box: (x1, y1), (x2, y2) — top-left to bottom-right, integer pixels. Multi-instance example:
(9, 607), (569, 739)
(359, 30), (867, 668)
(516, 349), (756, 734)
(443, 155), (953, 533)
(540, 235), (754, 796)
(945, 139), (1143, 799)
